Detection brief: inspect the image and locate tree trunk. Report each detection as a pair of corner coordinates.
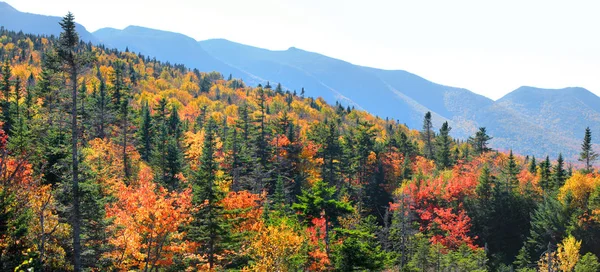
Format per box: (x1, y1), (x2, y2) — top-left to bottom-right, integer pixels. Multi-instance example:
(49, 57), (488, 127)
(71, 65), (82, 272)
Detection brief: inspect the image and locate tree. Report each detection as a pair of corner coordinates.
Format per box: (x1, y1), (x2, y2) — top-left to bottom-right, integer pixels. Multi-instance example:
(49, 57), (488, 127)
(540, 156), (552, 191)
(557, 235), (581, 272)
(553, 153), (567, 190)
(0, 60), (12, 134)
(331, 215), (386, 271)
(104, 166), (192, 271)
(187, 118), (233, 269)
(137, 100), (152, 162)
(526, 196), (568, 261)
(422, 111), (434, 159)
(503, 150), (519, 192)
(575, 253), (600, 272)
(435, 121), (452, 169)
(292, 180), (353, 257)
(56, 12), (94, 271)
(529, 156), (537, 174)
(245, 218), (306, 271)
(469, 127), (493, 155)
(579, 127), (598, 173)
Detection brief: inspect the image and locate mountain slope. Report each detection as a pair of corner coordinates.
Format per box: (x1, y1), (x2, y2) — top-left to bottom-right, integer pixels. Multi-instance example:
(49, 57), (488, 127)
(1, 1), (597, 160)
(497, 86), (600, 153)
(200, 39), (445, 128)
(93, 26), (245, 80)
(0, 1), (97, 43)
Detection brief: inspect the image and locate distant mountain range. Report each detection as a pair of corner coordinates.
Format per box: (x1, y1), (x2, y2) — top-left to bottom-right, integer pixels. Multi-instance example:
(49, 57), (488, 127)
(1, 1), (598, 160)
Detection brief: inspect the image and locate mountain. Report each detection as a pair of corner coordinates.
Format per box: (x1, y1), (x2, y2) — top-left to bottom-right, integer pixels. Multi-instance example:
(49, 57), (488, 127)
(93, 26), (246, 81)
(0, 1), (597, 160)
(199, 39), (497, 135)
(0, 1), (97, 43)
(496, 86), (600, 156)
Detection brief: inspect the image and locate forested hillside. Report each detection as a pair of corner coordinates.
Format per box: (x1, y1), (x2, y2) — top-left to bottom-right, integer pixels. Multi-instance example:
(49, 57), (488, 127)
(1, 14), (600, 271)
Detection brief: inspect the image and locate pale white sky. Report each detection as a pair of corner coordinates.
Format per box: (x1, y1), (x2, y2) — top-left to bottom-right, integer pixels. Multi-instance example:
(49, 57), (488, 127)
(5, 0), (600, 100)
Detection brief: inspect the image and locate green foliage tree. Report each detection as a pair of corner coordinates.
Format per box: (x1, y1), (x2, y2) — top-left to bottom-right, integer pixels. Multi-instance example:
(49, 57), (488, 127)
(292, 179), (353, 256)
(435, 121), (452, 169)
(579, 127), (598, 173)
(422, 111), (434, 159)
(553, 153), (567, 190)
(137, 100), (152, 161)
(187, 118), (234, 269)
(575, 252), (600, 272)
(56, 12), (95, 271)
(469, 127), (493, 155)
(331, 215), (386, 271)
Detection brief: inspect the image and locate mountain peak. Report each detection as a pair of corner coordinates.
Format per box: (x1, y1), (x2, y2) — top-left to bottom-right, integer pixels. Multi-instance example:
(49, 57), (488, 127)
(0, 1), (17, 11)
(505, 86), (596, 99)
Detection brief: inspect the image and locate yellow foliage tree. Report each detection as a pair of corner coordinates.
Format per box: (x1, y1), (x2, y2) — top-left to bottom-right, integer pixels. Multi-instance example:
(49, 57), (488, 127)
(559, 172), (600, 209)
(557, 235), (581, 272)
(244, 220), (306, 271)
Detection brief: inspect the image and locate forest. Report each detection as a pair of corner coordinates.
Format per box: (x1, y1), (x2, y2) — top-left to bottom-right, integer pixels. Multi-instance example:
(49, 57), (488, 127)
(0, 13), (599, 271)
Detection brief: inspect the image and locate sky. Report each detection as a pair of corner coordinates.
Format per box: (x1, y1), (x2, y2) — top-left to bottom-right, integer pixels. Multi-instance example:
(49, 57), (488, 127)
(5, 0), (600, 100)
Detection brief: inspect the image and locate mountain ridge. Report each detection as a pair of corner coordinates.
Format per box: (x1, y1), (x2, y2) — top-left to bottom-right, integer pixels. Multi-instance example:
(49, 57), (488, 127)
(1, 1), (598, 160)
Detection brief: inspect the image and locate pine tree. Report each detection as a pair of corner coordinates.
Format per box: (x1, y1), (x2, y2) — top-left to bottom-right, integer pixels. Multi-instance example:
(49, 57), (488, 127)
(56, 12), (94, 271)
(1, 60), (12, 134)
(137, 100), (152, 161)
(540, 156), (552, 191)
(504, 150), (519, 192)
(200, 74), (211, 93)
(553, 153), (566, 190)
(91, 69), (110, 139)
(422, 111), (434, 159)
(187, 118), (233, 269)
(292, 180), (353, 257)
(529, 155), (537, 174)
(469, 127), (493, 155)
(435, 121), (452, 169)
(579, 127), (598, 173)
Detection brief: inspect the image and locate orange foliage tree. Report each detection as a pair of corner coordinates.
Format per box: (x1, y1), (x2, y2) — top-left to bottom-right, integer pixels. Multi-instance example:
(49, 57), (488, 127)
(103, 166), (193, 271)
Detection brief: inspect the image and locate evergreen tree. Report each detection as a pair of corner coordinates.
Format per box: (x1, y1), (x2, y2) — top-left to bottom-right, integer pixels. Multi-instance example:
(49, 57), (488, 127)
(435, 121), (452, 169)
(469, 127), (493, 155)
(1, 60), (12, 134)
(137, 100), (152, 161)
(504, 150), (519, 192)
(56, 12), (94, 271)
(421, 111), (434, 159)
(540, 156), (552, 191)
(292, 180), (353, 257)
(200, 74), (211, 93)
(579, 127), (598, 173)
(553, 153), (567, 190)
(332, 215), (386, 271)
(187, 118), (234, 269)
(529, 156), (537, 174)
(575, 253), (600, 272)
(525, 196), (568, 263)
(91, 69), (110, 139)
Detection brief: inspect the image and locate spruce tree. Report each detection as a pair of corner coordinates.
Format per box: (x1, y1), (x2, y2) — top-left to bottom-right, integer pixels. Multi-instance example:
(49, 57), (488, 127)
(187, 118), (233, 269)
(469, 127), (492, 155)
(504, 150), (519, 192)
(1, 60), (12, 134)
(292, 180), (353, 257)
(579, 127), (598, 173)
(421, 111), (434, 159)
(56, 12), (94, 271)
(435, 121), (452, 169)
(539, 156), (552, 191)
(137, 100), (152, 161)
(529, 155), (537, 174)
(552, 153), (566, 190)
